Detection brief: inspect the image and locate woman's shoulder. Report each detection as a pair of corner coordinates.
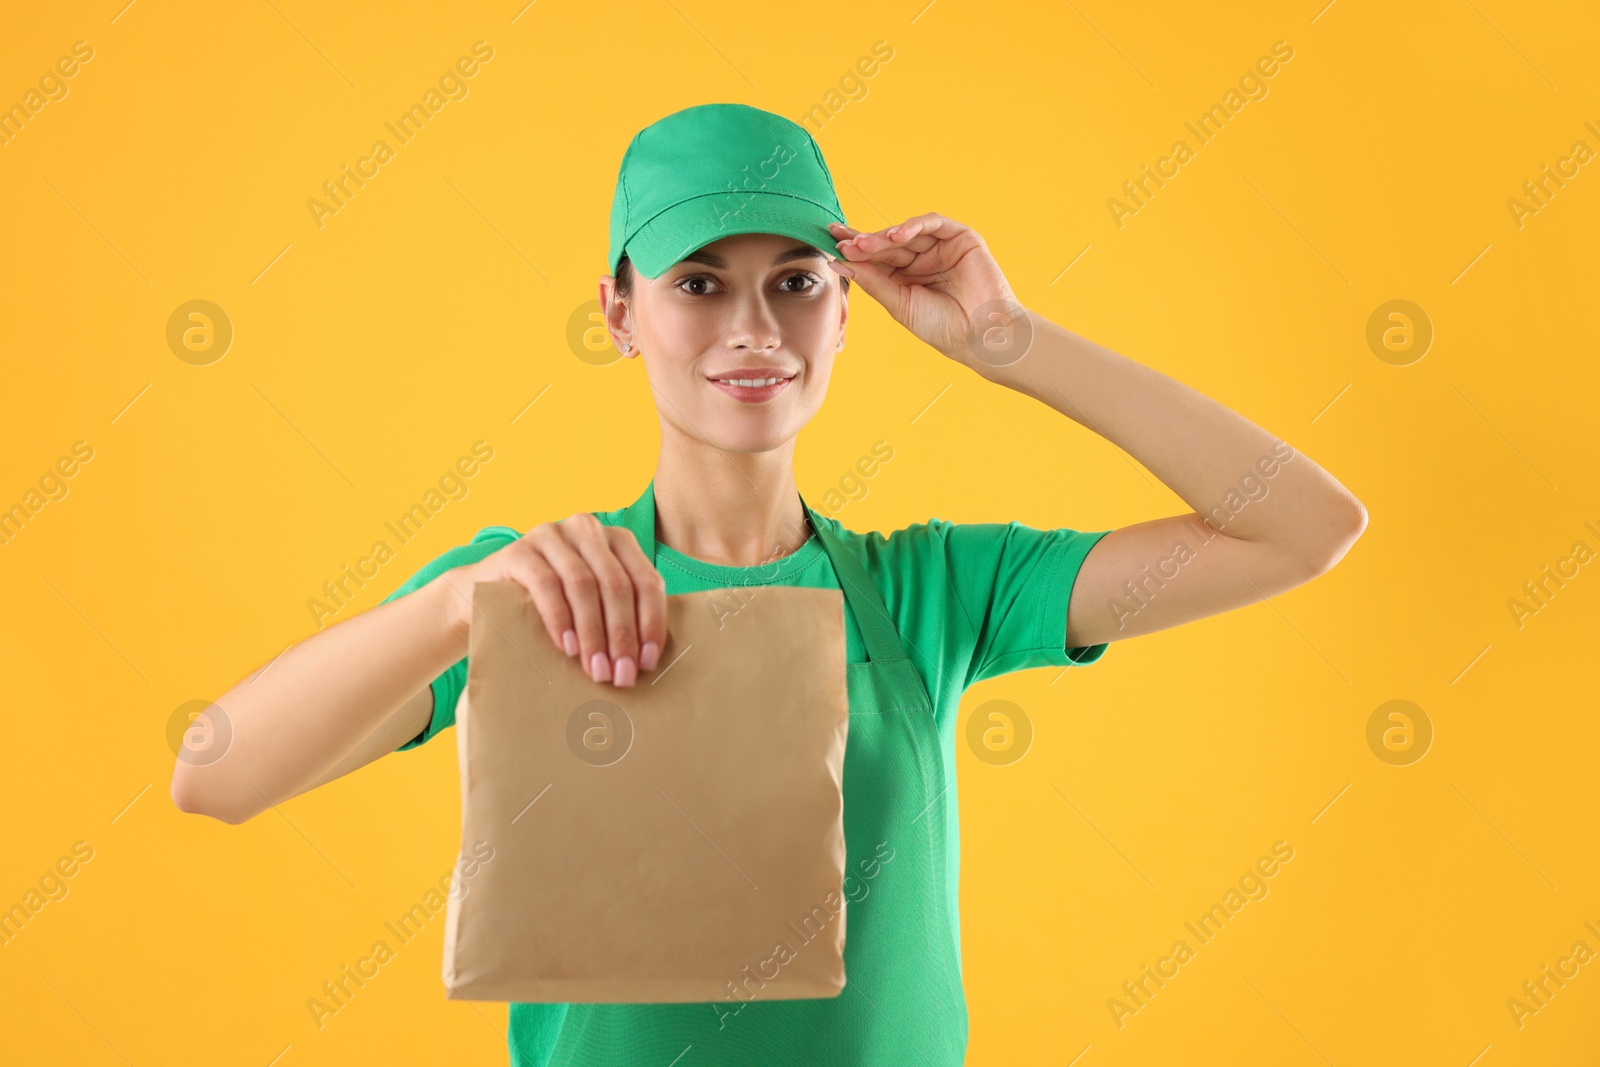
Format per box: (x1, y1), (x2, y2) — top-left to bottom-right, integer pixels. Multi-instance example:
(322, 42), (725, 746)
(412, 521), (523, 571)
(810, 513), (964, 578)
(814, 511), (958, 546)
(823, 511), (1107, 576)
(466, 523), (523, 545)
(379, 524), (521, 605)
(452, 508), (617, 548)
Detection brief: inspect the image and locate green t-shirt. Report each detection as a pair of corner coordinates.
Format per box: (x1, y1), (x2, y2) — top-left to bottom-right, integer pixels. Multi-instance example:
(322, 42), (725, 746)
(378, 504), (1113, 1064)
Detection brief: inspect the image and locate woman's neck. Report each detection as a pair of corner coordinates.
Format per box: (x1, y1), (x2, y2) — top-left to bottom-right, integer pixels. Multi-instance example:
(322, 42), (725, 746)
(651, 445), (813, 568)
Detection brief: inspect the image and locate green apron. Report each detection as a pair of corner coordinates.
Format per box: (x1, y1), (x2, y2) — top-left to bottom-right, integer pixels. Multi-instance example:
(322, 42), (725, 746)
(508, 480), (968, 1066)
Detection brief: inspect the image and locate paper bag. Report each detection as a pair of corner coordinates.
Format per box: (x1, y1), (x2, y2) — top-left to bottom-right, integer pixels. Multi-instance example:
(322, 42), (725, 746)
(441, 579), (850, 1003)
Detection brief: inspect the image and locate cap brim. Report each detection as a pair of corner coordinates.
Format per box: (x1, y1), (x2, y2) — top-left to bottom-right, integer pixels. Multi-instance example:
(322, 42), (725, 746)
(620, 191), (845, 279)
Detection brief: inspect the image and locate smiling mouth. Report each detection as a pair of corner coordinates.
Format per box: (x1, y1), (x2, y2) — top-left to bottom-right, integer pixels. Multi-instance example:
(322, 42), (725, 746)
(705, 372), (796, 403)
(708, 375), (790, 386)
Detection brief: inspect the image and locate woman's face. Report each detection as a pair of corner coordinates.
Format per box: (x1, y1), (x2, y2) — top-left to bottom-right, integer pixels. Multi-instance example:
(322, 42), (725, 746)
(603, 232), (847, 455)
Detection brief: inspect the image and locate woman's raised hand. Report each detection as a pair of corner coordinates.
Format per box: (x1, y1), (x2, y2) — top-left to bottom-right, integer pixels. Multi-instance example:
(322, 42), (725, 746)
(443, 514), (667, 687)
(826, 213), (1025, 375)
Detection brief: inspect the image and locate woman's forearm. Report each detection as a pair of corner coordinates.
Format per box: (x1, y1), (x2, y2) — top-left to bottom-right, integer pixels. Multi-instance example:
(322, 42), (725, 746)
(170, 575), (469, 824)
(988, 308), (1366, 562)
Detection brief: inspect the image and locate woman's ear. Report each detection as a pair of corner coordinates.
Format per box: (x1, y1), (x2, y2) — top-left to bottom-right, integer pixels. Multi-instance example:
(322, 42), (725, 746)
(599, 275), (636, 359)
(836, 285), (848, 350)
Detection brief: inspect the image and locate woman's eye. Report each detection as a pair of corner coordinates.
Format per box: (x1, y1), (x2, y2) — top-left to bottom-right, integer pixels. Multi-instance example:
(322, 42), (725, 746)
(674, 273), (819, 296)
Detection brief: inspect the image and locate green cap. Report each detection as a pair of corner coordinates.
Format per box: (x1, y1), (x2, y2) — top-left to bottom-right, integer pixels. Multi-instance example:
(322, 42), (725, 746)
(608, 103), (847, 280)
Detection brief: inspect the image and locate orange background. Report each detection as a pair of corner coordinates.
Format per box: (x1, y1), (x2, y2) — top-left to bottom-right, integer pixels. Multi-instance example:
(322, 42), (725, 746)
(2, 1), (1598, 1064)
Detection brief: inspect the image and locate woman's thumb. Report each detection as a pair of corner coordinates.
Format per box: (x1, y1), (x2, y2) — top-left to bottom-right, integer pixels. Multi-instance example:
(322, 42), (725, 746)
(829, 256), (905, 321)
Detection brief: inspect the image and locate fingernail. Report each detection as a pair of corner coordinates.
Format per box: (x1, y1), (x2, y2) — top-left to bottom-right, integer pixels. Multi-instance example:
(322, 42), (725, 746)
(613, 656), (636, 687)
(589, 650), (611, 682)
(562, 629), (578, 656)
(828, 259), (855, 277)
(641, 641), (660, 671)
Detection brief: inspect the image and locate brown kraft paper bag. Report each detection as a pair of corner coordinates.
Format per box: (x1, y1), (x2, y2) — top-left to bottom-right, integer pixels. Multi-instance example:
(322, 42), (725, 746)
(440, 579), (851, 1003)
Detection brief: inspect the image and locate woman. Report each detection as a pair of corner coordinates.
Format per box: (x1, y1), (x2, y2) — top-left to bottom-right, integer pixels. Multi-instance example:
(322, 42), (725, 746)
(171, 103), (1365, 1066)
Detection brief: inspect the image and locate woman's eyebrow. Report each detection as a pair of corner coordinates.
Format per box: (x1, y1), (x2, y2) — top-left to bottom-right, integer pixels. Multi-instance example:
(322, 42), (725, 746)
(681, 245), (824, 269)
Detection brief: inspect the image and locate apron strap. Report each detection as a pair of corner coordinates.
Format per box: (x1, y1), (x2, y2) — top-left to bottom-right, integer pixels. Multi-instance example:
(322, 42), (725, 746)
(798, 493), (910, 666)
(610, 479), (910, 666)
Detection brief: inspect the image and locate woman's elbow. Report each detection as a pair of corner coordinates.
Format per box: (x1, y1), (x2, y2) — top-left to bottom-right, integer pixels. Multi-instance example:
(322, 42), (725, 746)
(1305, 496), (1368, 575)
(169, 768), (255, 825)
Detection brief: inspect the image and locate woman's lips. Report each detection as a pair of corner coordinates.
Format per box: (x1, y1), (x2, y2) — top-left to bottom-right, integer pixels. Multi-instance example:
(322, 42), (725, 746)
(706, 375), (794, 403)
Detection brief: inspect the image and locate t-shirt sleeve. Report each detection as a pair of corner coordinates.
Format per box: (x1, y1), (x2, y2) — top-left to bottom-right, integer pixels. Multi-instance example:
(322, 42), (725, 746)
(930, 517), (1114, 688)
(378, 525), (521, 751)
